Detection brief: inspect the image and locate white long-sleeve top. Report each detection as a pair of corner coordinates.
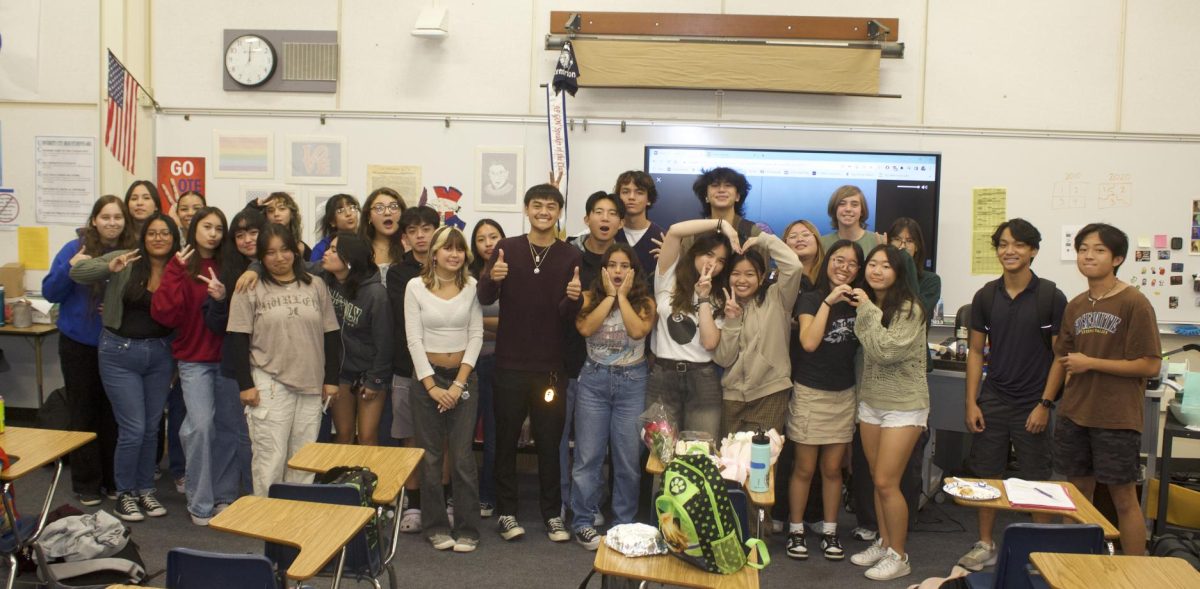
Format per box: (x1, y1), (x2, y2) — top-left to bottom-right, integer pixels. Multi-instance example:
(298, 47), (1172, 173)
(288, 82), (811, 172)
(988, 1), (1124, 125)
(404, 276), (484, 380)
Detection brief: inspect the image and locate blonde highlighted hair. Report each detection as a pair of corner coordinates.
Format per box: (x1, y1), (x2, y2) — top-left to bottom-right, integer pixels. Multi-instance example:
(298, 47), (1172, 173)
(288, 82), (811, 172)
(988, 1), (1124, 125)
(421, 225), (473, 290)
(783, 219), (825, 284)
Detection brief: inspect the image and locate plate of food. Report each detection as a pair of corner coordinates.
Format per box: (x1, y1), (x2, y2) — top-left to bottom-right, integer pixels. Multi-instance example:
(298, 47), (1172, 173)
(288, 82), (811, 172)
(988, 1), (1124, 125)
(943, 480), (1001, 501)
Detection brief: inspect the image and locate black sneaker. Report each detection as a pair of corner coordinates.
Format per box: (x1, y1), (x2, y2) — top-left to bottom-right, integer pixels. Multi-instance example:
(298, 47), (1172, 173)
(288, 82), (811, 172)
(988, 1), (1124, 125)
(114, 493), (145, 522)
(546, 517), (570, 542)
(497, 515), (525, 541)
(76, 493), (102, 506)
(821, 533), (845, 560)
(138, 492), (167, 517)
(786, 531), (808, 560)
(575, 526), (600, 550)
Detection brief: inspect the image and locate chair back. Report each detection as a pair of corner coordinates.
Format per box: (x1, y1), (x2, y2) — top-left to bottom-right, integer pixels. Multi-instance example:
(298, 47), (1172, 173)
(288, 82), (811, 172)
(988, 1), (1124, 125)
(265, 482), (382, 578)
(992, 523), (1106, 589)
(166, 547), (278, 589)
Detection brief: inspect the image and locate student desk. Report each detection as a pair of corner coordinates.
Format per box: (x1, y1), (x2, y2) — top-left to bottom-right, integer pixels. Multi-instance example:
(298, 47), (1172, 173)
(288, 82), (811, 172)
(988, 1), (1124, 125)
(208, 496), (373, 588)
(591, 536), (759, 589)
(943, 478), (1119, 540)
(646, 454), (775, 537)
(0, 426), (96, 589)
(0, 323), (58, 409)
(1029, 552), (1200, 589)
(287, 442), (423, 567)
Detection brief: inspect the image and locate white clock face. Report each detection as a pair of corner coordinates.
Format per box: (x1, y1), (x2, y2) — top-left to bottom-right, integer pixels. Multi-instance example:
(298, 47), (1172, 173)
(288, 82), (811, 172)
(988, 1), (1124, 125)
(225, 35), (276, 87)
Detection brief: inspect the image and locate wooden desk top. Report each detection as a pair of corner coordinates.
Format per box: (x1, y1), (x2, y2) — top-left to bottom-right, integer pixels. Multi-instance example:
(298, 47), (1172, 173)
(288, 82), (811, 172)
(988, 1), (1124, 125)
(0, 323), (58, 336)
(944, 478), (1119, 540)
(209, 495), (373, 581)
(0, 427), (96, 480)
(1030, 552), (1200, 589)
(593, 537), (758, 589)
(287, 443), (423, 505)
(646, 454), (775, 508)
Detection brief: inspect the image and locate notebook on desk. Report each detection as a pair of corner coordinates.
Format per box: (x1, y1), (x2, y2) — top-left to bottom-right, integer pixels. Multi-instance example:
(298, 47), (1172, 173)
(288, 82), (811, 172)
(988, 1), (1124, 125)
(1003, 479), (1076, 511)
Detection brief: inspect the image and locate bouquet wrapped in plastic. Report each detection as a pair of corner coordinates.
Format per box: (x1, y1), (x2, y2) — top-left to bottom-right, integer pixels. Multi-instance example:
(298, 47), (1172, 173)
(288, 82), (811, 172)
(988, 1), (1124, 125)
(639, 402), (677, 464)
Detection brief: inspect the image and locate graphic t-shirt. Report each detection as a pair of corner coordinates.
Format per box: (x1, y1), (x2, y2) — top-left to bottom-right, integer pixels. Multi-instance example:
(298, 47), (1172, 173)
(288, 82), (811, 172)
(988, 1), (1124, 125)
(227, 277), (339, 392)
(651, 260), (723, 363)
(791, 290), (859, 391)
(1054, 286), (1160, 432)
(587, 307), (646, 366)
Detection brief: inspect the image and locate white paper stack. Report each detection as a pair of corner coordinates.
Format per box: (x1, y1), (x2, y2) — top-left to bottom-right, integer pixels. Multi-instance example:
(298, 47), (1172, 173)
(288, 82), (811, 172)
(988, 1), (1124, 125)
(1002, 478), (1076, 511)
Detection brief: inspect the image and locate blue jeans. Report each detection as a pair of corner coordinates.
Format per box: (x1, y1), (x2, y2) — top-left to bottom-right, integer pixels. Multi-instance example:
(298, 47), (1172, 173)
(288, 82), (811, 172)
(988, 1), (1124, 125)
(475, 354), (497, 504)
(98, 331), (175, 495)
(177, 361), (244, 518)
(560, 377), (579, 513)
(571, 360), (647, 531)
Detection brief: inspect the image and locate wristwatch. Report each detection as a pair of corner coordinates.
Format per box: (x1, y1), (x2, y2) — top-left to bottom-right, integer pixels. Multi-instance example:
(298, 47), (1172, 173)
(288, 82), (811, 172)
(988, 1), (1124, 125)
(1038, 399), (1055, 409)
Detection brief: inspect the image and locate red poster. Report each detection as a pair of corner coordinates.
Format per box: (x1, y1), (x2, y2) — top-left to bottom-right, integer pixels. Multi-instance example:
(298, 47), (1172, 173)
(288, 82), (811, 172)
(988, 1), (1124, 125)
(155, 156), (206, 212)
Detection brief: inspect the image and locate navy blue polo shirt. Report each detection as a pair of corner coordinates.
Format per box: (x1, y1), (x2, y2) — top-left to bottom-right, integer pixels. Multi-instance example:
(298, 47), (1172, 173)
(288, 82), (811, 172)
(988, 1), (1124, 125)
(969, 273), (1068, 407)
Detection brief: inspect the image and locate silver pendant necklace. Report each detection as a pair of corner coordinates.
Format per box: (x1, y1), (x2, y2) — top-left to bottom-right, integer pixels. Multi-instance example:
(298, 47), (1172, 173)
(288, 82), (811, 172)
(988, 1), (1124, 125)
(529, 241), (551, 274)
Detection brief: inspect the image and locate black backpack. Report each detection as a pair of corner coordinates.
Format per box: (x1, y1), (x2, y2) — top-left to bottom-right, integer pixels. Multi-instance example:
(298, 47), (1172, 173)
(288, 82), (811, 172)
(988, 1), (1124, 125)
(1152, 532), (1200, 571)
(317, 466), (381, 563)
(976, 277), (1058, 351)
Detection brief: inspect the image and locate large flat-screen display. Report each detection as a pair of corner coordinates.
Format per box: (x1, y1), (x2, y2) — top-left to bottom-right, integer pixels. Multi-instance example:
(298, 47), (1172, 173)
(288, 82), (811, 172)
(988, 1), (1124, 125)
(644, 146), (942, 271)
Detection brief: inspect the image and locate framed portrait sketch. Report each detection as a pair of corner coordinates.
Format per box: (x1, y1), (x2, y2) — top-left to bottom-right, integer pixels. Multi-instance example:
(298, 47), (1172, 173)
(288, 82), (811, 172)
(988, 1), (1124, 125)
(474, 146), (523, 212)
(285, 136), (347, 184)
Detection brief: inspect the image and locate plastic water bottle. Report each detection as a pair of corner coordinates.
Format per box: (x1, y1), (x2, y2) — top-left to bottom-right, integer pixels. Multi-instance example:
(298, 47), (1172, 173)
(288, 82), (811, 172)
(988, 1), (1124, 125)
(748, 430), (770, 493)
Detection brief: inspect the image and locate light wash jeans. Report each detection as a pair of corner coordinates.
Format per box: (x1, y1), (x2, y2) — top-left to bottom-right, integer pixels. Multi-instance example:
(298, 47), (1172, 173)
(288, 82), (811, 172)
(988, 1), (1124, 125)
(570, 360), (647, 531)
(177, 361), (244, 518)
(98, 330), (175, 495)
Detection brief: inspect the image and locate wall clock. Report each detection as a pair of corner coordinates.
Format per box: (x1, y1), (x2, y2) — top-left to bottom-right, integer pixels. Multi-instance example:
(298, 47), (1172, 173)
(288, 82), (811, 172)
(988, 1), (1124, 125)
(224, 34), (277, 87)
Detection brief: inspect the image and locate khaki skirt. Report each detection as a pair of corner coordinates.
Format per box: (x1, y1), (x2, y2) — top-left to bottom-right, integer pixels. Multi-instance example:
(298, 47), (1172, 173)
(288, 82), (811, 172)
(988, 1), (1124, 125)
(787, 382), (856, 445)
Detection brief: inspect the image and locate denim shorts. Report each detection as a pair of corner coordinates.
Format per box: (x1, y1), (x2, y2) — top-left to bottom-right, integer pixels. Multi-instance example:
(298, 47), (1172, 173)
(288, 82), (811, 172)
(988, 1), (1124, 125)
(857, 402), (929, 429)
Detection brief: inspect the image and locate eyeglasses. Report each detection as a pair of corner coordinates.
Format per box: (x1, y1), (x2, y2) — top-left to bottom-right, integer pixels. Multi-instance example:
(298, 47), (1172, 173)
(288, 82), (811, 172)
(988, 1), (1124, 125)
(788, 231), (815, 240)
(891, 238), (916, 247)
(336, 206), (360, 216)
(830, 257), (859, 270)
(145, 231), (173, 239)
(371, 203), (402, 214)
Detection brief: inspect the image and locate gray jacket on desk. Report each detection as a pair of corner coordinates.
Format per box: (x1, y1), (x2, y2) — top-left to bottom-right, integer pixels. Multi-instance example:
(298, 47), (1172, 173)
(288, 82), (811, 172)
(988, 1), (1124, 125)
(326, 270), (394, 390)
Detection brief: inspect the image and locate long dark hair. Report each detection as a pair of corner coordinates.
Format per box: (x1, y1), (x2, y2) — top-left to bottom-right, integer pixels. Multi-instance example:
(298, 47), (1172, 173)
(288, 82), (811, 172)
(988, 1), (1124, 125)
(184, 207), (227, 280)
(81, 195), (136, 257)
(728, 248), (771, 305)
(125, 213), (180, 301)
(468, 218), (506, 279)
(359, 187), (406, 265)
(316, 194), (359, 240)
(815, 239), (864, 296)
(864, 244), (919, 327)
(323, 231), (377, 300)
(581, 243), (653, 317)
(123, 180), (162, 216)
(257, 223), (311, 286)
(671, 232), (732, 317)
(219, 208), (268, 286)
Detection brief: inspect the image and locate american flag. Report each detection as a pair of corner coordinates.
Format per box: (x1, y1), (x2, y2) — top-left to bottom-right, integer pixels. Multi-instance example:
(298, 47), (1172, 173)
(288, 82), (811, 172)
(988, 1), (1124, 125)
(105, 51), (139, 173)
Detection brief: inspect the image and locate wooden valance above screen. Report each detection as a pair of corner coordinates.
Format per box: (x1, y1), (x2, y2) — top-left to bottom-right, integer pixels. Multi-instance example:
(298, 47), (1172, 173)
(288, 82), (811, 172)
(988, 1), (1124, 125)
(549, 12), (899, 97)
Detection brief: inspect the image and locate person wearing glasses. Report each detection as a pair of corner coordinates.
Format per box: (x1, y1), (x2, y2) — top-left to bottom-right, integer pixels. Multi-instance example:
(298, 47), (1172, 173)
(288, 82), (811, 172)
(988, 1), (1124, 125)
(359, 187), (407, 286)
(311, 194), (361, 262)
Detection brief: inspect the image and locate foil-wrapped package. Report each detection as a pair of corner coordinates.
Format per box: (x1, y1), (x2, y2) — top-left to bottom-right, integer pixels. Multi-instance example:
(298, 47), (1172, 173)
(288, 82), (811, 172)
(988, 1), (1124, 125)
(604, 523), (669, 557)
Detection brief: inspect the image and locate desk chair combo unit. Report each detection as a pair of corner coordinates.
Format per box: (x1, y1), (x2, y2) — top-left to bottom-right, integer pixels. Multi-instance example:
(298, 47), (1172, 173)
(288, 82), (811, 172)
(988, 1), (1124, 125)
(0, 427), (96, 589)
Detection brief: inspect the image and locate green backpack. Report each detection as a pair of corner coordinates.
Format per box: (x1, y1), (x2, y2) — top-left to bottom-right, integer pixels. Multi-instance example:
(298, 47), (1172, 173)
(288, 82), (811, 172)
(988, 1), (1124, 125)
(655, 454), (769, 574)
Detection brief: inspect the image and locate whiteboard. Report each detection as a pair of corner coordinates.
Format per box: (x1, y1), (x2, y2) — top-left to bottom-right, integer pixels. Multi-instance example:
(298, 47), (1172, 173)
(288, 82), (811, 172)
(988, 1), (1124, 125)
(155, 113), (1200, 324)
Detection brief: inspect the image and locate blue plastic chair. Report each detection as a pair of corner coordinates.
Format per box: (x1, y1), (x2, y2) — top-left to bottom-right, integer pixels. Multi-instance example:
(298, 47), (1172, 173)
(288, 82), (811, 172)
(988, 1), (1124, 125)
(965, 523), (1106, 589)
(166, 547), (279, 589)
(265, 482), (393, 589)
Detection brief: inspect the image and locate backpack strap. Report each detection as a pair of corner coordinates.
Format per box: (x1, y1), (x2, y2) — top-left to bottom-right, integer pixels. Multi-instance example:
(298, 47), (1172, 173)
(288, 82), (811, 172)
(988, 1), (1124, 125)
(977, 278), (1002, 344)
(743, 537), (770, 570)
(1035, 278), (1057, 351)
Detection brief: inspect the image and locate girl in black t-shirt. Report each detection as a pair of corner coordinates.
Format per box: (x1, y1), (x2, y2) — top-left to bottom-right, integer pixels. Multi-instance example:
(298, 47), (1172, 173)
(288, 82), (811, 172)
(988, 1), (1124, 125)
(785, 239), (864, 561)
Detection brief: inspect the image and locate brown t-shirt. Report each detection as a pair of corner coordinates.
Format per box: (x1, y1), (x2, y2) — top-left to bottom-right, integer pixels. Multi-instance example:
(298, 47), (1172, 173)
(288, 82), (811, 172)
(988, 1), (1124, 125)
(1054, 286), (1160, 431)
(227, 277), (340, 392)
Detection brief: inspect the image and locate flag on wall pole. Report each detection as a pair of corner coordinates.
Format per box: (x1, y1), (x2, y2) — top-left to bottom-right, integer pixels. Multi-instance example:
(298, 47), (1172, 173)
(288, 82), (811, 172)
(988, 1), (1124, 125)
(105, 51), (139, 174)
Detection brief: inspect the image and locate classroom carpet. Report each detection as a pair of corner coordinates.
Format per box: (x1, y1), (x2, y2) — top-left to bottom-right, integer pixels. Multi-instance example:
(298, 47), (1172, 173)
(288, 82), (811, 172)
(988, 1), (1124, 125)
(4, 463), (1031, 588)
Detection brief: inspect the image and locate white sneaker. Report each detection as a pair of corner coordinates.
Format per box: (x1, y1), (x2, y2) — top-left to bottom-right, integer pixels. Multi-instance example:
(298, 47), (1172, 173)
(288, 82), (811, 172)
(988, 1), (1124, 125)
(400, 509), (422, 533)
(852, 526), (878, 542)
(864, 548), (912, 581)
(429, 533), (455, 550)
(850, 538), (887, 567)
(957, 541), (998, 571)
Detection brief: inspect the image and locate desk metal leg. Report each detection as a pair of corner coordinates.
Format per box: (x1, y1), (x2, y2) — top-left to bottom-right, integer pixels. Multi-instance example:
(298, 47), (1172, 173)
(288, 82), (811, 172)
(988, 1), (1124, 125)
(1154, 430), (1174, 539)
(5, 553), (16, 589)
(1140, 397), (1161, 527)
(32, 336), (46, 409)
(331, 546), (348, 589)
(384, 490), (403, 566)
